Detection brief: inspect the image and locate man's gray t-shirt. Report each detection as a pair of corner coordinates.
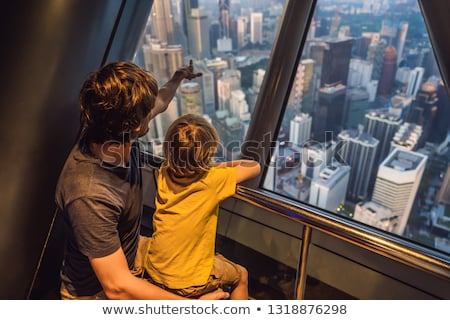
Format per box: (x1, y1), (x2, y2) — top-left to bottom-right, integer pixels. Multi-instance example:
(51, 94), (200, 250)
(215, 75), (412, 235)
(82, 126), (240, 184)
(55, 142), (142, 296)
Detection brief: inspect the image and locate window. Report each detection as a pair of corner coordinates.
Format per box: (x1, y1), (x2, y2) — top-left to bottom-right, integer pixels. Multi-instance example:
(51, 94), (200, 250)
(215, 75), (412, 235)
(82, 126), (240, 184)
(263, 0), (450, 255)
(133, 0), (286, 161)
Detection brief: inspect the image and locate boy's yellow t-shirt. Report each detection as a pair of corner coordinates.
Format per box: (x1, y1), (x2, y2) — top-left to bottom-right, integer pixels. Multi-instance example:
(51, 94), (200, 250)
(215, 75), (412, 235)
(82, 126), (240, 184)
(145, 165), (237, 289)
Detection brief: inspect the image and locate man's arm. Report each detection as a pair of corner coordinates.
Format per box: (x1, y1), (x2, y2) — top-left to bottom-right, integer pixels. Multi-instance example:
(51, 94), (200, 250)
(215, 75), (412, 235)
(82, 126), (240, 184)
(214, 160), (261, 183)
(90, 248), (228, 300)
(150, 60), (202, 119)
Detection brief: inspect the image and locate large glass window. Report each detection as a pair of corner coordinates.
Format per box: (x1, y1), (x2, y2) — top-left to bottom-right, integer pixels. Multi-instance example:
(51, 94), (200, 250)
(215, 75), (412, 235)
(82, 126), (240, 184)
(263, 0), (450, 255)
(133, 0), (285, 161)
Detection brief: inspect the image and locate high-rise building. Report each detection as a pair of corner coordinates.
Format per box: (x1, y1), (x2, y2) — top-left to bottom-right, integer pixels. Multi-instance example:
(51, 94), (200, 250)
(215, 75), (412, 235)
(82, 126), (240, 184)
(187, 8), (210, 59)
(354, 201), (397, 232)
(180, 82), (203, 115)
(348, 58), (373, 88)
(152, 97), (180, 140)
(150, 0), (176, 45)
(290, 113), (312, 147)
(218, 0), (230, 38)
(237, 16), (248, 49)
(217, 69), (241, 111)
(182, 0), (198, 39)
(377, 45), (397, 96)
(230, 89), (249, 120)
(313, 83), (346, 141)
(320, 38), (353, 87)
(142, 39), (184, 84)
(406, 67), (425, 97)
(309, 163), (351, 212)
(192, 61), (215, 117)
(344, 88), (370, 129)
(372, 148), (427, 235)
(250, 12), (263, 44)
(364, 109), (402, 164)
(407, 81), (438, 147)
(338, 129), (379, 201)
(391, 122), (423, 152)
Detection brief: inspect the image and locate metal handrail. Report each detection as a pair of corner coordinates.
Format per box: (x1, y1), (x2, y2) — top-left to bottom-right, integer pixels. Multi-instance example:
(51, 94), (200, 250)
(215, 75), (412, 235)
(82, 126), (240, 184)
(235, 185), (450, 282)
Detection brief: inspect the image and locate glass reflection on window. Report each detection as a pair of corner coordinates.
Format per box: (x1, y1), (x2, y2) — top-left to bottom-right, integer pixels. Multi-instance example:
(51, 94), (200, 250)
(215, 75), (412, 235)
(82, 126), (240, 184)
(264, 0), (450, 255)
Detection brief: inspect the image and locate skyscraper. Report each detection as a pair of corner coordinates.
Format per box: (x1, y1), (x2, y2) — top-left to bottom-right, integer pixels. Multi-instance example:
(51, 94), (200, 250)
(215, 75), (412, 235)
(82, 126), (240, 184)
(150, 0), (176, 45)
(338, 129), (379, 202)
(309, 163), (350, 212)
(250, 12), (263, 44)
(377, 45), (397, 96)
(406, 67), (425, 97)
(372, 148), (427, 235)
(320, 38), (353, 87)
(187, 8), (210, 59)
(180, 82), (203, 115)
(290, 113), (312, 147)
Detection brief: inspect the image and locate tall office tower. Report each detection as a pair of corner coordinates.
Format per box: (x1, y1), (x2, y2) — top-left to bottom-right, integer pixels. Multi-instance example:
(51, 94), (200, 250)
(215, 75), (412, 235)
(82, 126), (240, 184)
(436, 164), (450, 206)
(391, 122), (422, 152)
(205, 57), (229, 110)
(422, 48), (440, 79)
(389, 94), (413, 120)
(217, 69), (241, 111)
(230, 89), (249, 120)
(313, 83), (346, 141)
(192, 61), (215, 117)
(309, 163), (350, 212)
(344, 88), (370, 129)
(364, 109), (402, 165)
(299, 59), (316, 114)
(237, 16), (248, 50)
(290, 113), (312, 147)
(406, 67), (425, 97)
(213, 110), (244, 160)
(329, 12), (341, 38)
(218, 0), (230, 38)
(352, 36), (371, 59)
(348, 58), (374, 89)
(187, 8), (210, 60)
(301, 141), (333, 181)
(182, 0), (198, 39)
(209, 20), (221, 54)
(407, 81), (438, 147)
(431, 82), (450, 143)
(377, 45), (397, 96)
(337, 129), (379, 202)
(150, 0), (176, 45)
(320, 38), (353, 87)
(288, 63), (306, 110)
(368, 38), (388, 81)
(354, 201), (396, 232)
(372, 148), (427, 235)
(395, 66), (411, 86)
(380, 20), (408, 64)
(142, 39), (184, 84)
(250, 12), (263, 44)
(180, 82), (203, 115)
(366, 80), (378, 102)
(315, 17), (330, 37)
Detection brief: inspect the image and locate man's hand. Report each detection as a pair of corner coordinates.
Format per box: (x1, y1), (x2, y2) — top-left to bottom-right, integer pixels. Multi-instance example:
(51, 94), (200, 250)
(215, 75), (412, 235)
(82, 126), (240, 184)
(175, 59), (202, 80)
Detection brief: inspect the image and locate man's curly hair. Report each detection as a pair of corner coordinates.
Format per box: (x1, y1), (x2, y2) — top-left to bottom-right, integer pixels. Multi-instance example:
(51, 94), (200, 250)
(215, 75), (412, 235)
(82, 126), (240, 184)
(79, 61), (158, 149)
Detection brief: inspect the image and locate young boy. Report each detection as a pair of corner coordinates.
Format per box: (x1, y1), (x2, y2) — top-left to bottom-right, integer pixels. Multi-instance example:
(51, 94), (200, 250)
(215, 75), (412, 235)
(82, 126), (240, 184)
(144, 113), (261, 299)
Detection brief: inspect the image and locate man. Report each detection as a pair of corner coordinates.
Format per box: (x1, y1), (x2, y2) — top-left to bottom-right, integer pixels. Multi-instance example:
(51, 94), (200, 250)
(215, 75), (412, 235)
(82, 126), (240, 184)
(55, 60), (228, 299)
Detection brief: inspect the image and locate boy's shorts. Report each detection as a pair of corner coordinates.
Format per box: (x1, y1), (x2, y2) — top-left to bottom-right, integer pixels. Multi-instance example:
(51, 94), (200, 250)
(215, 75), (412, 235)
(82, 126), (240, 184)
(153, 253), (243, 299)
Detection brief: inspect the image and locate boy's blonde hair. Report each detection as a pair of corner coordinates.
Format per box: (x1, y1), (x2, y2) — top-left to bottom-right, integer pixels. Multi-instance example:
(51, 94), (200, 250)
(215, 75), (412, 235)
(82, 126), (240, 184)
(164, 114), (219, 178)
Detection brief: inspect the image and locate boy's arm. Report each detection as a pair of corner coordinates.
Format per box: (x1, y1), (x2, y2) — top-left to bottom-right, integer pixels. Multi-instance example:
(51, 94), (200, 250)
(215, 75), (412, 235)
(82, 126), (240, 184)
(150, 60), (202, 119)
(214, 160), (261, 183)
(90, 248), (229, 300)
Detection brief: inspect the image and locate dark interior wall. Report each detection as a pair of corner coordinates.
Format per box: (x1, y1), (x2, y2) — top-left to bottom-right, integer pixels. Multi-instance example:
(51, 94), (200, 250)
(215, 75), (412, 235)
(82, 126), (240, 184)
(0, 0), (151, 299)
